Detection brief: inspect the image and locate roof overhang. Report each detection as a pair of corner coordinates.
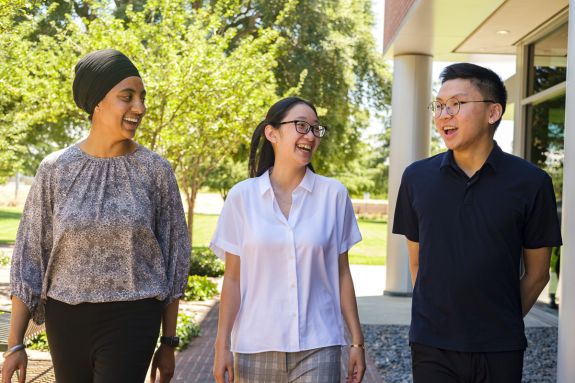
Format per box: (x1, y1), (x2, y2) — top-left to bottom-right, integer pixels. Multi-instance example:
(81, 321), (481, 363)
(383, 0), (569, 61)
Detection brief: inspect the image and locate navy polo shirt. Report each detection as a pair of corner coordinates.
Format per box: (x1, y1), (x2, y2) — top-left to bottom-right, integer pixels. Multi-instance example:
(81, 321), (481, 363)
(393, 143), (562, 352)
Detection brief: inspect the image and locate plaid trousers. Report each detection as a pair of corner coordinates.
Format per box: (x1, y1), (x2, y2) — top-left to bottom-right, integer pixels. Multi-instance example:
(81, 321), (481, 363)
(234, 346), (341, 383)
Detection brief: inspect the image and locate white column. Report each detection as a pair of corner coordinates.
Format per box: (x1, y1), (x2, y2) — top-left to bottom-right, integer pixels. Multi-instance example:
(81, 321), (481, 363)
(557, 6), (575, 383)
(385, 54), (432, 296)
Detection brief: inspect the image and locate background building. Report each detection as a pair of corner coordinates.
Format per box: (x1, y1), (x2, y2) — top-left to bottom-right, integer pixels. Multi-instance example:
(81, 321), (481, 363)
(382, 1), (574, 381)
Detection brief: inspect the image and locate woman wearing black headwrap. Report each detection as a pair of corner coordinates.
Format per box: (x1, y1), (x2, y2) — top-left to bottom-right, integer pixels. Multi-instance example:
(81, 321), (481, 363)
(2, 49), (190, 383)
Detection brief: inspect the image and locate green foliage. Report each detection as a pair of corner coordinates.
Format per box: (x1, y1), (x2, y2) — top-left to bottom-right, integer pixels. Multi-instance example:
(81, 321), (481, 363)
(0, 250), (10, 266)
(0, 0), (392, 244)
(184, 275), (219, 301)
(211, 0), (392, 175)
(189, 247), (224, 277)
(175, 311), (201, 351)
(25, 331), (49, 351)
(203, 158), (247, 200)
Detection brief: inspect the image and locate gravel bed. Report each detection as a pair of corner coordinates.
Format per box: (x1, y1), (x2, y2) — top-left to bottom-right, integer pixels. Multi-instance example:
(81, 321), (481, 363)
(362, 325), (557, 382)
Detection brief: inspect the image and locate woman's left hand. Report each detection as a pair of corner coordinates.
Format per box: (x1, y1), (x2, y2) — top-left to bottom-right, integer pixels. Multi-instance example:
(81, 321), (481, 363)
(150, 344), (175, 383)
(346, 346), (366, 382)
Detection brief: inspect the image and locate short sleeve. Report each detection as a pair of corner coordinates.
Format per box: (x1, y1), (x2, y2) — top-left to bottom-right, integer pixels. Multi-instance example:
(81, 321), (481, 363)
(155, 162), (191, 303)
(523, 174), (563, 249)
(392, 170), (419, 242)
(10, 159), (54, 324)
(339, 189), (362, 254)
(209, 186), (244, 260)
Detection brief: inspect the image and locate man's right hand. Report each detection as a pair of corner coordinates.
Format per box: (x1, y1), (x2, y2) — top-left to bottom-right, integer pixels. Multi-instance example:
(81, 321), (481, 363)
(1, 349), (27, 383)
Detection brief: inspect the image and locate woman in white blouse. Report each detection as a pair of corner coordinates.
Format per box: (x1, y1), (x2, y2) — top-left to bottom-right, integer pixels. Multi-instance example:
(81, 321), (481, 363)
(211, 97), (366, 382)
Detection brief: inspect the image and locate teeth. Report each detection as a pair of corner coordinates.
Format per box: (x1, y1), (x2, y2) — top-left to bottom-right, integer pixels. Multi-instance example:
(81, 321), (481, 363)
(297, 144), (312, 151)
(444, 127), (457, 132)
(124, 118), (139, 123)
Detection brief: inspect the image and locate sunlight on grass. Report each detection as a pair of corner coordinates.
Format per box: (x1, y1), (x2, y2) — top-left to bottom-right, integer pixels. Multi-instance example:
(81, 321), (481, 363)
(349, 218), (387, 265)
(0, 207), (22, 245)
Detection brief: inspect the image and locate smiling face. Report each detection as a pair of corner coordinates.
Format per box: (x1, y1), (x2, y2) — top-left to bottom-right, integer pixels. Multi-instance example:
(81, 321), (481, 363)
(265, 103), (321, 169)
(435, 78), (501, 153)
(91, 76), (146, 140)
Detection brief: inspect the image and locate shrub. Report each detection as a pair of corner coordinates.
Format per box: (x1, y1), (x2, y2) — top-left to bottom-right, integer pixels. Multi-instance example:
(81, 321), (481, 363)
(0, 251), (10, 266)
(189, 247), (224, 277)
(26, 332), (49, 351)
(176, 311), (201, 351)
(184, 275), (219, 301)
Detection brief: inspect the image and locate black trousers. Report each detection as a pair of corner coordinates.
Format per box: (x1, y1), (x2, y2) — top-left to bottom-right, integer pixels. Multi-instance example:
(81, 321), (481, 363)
(45, 298), (163, 383)
(411, 343), (524, 383)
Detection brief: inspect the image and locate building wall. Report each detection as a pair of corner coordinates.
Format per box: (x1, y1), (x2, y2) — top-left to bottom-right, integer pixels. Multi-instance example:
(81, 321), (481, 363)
(383, 0), (417, 51)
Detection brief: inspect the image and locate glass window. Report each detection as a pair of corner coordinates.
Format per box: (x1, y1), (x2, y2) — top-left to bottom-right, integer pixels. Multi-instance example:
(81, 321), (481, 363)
(528, 23), (568, 95)
(528, 95), (565, 205)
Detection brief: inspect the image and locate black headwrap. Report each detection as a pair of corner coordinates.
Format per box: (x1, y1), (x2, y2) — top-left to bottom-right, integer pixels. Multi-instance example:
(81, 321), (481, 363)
(73, 49), (140, 116)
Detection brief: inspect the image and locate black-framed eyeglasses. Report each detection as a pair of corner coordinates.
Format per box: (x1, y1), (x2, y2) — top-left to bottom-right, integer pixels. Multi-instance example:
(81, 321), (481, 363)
(279, 120), (327, 138)
(428, 97), (496, 118)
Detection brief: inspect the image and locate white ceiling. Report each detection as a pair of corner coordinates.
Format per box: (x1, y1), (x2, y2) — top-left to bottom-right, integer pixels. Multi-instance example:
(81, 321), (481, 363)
(384, 0), (569, 61)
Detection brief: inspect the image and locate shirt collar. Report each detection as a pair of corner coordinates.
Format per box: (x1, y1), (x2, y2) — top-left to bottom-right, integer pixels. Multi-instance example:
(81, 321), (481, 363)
(257, 167), (316, 195)
(440, 141), (503, 173)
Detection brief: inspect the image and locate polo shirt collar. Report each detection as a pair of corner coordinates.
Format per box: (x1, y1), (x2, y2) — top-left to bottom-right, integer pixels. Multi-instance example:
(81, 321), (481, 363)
(257, 167), (316, 195)
(440, 141), (503, 173)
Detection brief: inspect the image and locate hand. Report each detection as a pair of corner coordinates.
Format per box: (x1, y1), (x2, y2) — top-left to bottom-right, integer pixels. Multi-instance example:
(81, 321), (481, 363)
(346, 346), (366, 383)
(150, 345), (175, 383)
(1, 349), (27, 383)
(213, 347), (234, 383)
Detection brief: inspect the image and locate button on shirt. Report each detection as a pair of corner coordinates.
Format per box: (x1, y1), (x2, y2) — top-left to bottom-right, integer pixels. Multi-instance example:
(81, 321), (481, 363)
(393, 143), (562, 352)
(210, 168), (361, 353)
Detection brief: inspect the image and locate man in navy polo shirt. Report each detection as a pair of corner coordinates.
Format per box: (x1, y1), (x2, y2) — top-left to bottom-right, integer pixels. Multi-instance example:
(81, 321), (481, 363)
(393, 63), (562, 383)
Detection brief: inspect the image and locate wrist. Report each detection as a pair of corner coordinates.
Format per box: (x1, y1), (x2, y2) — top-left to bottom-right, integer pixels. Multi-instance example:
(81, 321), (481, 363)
(3, 344), (26, 358)
(214, 337), (230, 351)
(160, 336), (180, 348)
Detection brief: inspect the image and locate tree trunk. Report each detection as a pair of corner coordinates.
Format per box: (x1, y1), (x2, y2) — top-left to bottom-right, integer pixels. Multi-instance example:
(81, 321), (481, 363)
(186, 185), (199, 249)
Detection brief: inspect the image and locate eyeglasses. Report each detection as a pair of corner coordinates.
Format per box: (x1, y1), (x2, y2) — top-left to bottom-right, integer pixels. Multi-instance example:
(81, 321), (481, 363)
(428, 98), (496, 118)
(279, 120), (327, 138)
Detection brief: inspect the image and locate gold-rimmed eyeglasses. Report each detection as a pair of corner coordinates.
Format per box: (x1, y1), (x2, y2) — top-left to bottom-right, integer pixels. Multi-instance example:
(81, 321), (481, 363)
(428, 98), (496, 118)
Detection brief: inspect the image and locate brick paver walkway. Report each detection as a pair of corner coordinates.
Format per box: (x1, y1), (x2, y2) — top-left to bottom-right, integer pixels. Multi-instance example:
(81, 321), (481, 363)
(174, 301), (384, 383)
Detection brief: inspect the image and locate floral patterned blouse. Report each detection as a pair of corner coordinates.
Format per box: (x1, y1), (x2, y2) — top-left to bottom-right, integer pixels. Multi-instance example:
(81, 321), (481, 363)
(10, 143), (191, 324)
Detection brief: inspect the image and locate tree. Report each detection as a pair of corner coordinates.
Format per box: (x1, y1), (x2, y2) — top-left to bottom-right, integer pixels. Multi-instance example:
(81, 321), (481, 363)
(210, 0), (392, 177)
(1, 0), (280, 243)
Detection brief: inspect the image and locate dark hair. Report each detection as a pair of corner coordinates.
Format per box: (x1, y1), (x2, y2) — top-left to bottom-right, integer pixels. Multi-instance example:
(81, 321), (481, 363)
(439, 63), (507, 130)
(248, 97), (318, 178)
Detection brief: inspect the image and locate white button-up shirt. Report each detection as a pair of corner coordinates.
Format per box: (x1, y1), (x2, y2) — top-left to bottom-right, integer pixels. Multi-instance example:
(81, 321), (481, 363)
(210, 168), (361, 353)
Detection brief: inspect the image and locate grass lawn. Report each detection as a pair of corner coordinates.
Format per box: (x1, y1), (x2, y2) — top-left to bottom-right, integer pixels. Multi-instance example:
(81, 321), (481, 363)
(0, 207), (22, 245)
(0, 209), (387, 265)
(350, 218), (387, 265)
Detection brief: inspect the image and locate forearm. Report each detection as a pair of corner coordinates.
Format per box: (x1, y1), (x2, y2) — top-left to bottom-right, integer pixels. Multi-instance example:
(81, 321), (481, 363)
(162, 299), (179, 337)
(407, 240), (419, 287)
(214, 273), (240, 351)
(339, 255), (364, 345)
(340, 275), (364, 344)
(8, 296), (31, 347)
(409, 264), (418, 287)
(520, 272), (550, 317)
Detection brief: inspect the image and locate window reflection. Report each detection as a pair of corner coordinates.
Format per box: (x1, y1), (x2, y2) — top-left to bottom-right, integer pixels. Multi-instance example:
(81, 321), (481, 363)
(529, 23), (568, 95)
(529, 95), (565, 204)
